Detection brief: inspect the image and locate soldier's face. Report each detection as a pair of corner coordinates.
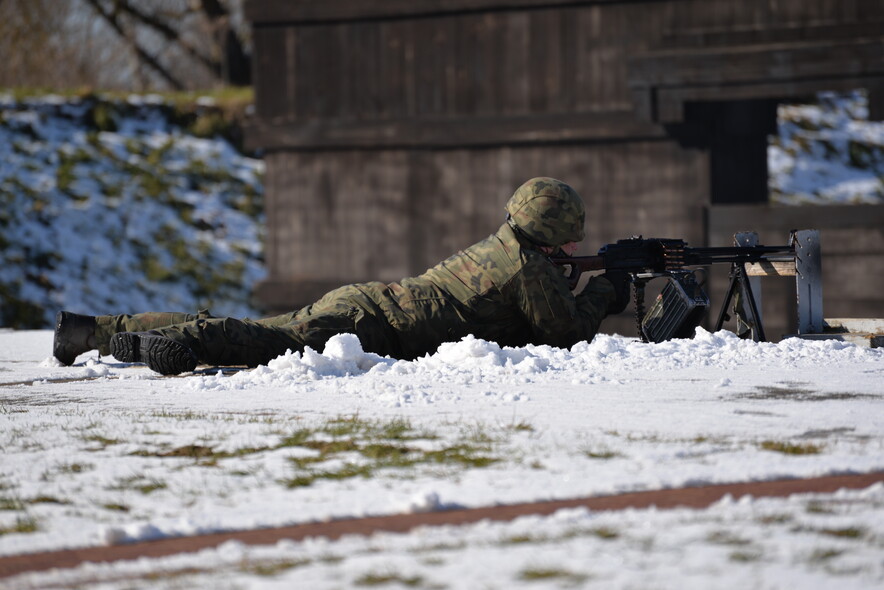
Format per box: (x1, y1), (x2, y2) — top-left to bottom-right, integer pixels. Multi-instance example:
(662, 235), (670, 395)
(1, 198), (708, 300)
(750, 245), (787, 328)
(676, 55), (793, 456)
(559, 241), (579, 256)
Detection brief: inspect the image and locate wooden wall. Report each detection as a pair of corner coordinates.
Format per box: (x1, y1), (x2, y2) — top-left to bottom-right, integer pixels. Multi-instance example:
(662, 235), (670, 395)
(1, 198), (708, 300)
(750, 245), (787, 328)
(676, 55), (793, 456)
(256, 143), (709, 315)
(245, 0), (884, 338)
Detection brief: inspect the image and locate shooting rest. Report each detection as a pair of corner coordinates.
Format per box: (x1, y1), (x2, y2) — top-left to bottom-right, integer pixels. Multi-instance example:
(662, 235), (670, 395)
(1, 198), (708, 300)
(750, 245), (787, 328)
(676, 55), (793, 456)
(711, 230), (882, 347)
(711, 230), (821, 342)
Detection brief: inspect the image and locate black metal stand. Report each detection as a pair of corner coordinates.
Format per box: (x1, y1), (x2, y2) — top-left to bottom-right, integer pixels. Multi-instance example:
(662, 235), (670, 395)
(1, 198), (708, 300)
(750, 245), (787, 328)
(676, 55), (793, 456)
(713, 263), (766, 342)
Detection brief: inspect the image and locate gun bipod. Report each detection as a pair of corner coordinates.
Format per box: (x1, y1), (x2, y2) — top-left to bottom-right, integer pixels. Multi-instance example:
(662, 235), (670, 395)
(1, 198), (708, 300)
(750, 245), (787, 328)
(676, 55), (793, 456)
(713, 262), (766, 342)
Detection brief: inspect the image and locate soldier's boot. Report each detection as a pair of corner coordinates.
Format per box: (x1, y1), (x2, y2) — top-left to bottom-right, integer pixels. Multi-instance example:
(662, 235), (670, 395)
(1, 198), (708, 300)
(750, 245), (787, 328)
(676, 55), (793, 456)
(110, 331), (198, 376)
(53, 311), (98, 366)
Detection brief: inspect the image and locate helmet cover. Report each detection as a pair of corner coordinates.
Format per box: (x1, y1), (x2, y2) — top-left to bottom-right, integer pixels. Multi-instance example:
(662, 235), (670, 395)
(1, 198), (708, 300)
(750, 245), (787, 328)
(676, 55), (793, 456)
(505, 177), (586, 247)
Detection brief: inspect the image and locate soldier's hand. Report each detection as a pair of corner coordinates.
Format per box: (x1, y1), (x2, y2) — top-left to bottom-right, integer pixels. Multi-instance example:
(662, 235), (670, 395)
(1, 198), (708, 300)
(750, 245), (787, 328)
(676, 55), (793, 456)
(602, 270), (630, 315)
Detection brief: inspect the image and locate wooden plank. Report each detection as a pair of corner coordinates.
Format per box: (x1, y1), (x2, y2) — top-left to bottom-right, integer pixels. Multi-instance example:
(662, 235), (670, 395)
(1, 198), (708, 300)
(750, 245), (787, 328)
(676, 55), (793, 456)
(500, 12), (530, 114)
(245, 0), (663, 25)
(251, 28), (288, 119)
(527, 9), (553, 113)
(243, 110), (666, 151)
(629, 37), (884, 89)
(745, 261), (797, 277)
(655, 77), (884, 123)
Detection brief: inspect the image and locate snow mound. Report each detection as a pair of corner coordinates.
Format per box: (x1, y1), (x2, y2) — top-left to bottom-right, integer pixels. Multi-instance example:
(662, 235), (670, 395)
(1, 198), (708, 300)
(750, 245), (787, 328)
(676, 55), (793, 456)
(193, 334), (393, 390)
(189, 328), (882, 391)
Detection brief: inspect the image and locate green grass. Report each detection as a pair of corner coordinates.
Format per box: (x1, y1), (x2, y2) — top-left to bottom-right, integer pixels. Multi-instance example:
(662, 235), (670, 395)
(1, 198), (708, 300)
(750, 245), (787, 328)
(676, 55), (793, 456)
(506, 419), (534, 432)
(707, 531), (752, 546)
(583, 448), (622, 460)
(590, 527), (619, 540)
(730, 550), (763, 562)
(819, 527), (865, 539)
(57, 462), (93, 474)
(759, 440), (823, 455)
(354, 571), (425, 587)
(239, 558), (310, 577)
(126, 415), (504, 488)
(109, 475), (168, 495)
(27, 495), (70, 505)
(82, 434), (123, 449)
(0, 516), (38, 536)
(518, 566), (588, 584)
(810, 548), (844, 562)
(0, 496), (22, 511)
(131, 443), (273, 466)
(279, 416), (501, 488)
(806, 501), (836, 514)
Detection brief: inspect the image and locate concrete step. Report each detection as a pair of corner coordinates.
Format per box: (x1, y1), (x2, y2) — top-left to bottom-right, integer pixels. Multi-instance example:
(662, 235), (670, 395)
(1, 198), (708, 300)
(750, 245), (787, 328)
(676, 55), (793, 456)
(793, 318), (884, 348)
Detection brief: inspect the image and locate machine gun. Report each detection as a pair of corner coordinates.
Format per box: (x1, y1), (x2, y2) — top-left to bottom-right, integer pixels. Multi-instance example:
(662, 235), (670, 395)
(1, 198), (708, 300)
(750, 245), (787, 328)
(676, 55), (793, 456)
(549, 231), (821, 343)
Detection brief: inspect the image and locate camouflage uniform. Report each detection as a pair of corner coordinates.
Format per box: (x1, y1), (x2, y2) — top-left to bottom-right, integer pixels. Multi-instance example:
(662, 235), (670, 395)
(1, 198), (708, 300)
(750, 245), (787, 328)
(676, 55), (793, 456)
(94, 221), (616, 367)
(79, 177), (618, 372)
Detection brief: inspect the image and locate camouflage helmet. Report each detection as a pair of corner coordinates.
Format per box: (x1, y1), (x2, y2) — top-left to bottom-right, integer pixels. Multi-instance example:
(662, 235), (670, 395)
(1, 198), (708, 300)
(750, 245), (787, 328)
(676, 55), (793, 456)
(505, 177), (586, 247)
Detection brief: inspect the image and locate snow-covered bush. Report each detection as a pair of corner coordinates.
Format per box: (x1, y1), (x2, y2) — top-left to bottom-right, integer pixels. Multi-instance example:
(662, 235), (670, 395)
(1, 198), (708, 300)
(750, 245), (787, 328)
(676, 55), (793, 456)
(769, 90), (884, 205)
(0, 93), (265, 328)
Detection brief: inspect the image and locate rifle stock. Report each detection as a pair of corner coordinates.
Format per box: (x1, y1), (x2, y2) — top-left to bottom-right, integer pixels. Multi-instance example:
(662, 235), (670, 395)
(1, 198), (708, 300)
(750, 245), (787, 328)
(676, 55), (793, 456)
(546, 255), (606, 289)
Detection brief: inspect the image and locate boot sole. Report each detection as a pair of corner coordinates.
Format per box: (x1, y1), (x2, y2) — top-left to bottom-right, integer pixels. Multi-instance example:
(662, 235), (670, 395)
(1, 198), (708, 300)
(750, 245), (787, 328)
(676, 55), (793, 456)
(53, 312), (77, 366)
(110, 333), (197, 375)
(53, 311), (95, 366)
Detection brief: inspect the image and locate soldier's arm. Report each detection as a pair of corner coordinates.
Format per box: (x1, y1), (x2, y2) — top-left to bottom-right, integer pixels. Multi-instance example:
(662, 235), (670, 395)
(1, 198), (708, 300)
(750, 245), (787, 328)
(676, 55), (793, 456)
(507, 257), (617, 349)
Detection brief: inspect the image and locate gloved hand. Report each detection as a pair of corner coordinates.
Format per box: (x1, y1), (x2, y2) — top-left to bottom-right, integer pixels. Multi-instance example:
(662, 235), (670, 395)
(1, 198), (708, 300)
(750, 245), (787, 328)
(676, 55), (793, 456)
(602, 270), (631, 315)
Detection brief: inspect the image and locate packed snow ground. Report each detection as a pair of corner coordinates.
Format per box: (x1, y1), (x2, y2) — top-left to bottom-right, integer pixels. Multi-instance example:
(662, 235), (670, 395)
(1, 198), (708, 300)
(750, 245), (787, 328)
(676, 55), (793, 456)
(1, 329), (882, 589)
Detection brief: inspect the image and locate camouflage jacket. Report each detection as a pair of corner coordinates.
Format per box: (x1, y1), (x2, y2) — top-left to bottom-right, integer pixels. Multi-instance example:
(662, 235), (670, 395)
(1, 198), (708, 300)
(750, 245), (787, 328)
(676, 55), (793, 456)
(357, 222), (615, 359)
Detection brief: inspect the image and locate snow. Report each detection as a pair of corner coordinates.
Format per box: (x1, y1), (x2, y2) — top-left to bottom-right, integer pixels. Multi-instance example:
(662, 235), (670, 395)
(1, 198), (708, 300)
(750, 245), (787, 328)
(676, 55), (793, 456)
(1, 329), (882, 588)
(1, 88), (883, 587)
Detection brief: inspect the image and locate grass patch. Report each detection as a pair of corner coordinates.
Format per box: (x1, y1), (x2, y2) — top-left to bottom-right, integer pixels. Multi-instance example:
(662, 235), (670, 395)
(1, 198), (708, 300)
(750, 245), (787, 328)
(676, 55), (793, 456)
(57, 462), (93, 474)
(280, 416), (500, 488)
(758, 513), (792, 524)
(806, 501), (836, 514)
(819, 527), (864, 539)
(110, 475), (167, 495)
(810, 548), (844, 562)
(128, 415), (503, 487)
(0, 497), (22, 511)
(738, 383), (879, 402)
(583, 449), (622, 460)
(0, 516), (38, 536)
(518, 566), (588, 584)
(131, 443), (272, 467)
(150, 409), (211, 421)
(590, 527), (619, 540)
(707, 531), (752, 546)
(759, 440), (823, 455)
(355, 571), (425, 587)
(27, 496), (70, 505)
(82, 434), (123, 449)
(502, 534), (537, 545)
(240, 558), (310, 576)
(506, 419), (534, 432)
(730, 550), (763, 562)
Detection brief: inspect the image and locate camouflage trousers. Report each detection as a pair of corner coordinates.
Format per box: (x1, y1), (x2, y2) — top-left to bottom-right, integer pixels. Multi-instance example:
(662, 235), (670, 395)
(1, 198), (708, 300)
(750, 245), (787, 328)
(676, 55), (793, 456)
(94, 284), (402, 367)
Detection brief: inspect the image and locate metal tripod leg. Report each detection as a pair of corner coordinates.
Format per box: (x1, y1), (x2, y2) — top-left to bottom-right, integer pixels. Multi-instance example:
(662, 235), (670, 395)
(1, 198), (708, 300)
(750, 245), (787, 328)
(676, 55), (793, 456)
(714, 263), (766, 341)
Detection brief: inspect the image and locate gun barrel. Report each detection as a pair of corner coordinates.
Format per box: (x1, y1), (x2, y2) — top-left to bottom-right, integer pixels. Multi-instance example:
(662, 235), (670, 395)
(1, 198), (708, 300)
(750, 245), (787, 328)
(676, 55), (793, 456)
(685, 245), (794, 266)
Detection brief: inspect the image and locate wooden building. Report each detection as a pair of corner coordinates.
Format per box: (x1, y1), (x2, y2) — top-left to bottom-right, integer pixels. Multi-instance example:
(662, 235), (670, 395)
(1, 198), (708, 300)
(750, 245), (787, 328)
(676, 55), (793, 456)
(243, 0), (884, 340)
